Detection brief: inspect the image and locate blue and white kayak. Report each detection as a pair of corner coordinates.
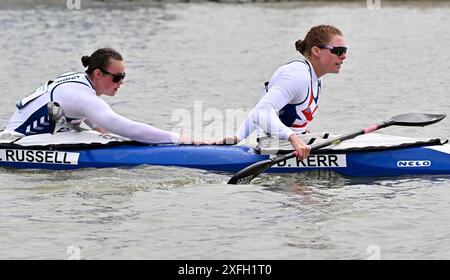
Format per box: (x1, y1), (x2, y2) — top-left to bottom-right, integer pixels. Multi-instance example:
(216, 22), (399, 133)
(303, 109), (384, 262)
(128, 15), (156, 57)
(0, 131), (449, 177)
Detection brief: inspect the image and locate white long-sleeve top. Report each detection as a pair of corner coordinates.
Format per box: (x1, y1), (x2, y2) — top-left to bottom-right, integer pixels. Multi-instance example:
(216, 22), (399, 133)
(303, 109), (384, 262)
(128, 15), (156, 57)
(4, 72), (180, 144)
(236, 59), (322, 141)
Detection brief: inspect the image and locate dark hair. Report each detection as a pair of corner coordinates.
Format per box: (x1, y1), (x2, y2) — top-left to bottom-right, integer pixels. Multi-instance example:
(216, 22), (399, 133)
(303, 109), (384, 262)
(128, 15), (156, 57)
(295, 25), (343, 57)
(81, 48), (123, 74)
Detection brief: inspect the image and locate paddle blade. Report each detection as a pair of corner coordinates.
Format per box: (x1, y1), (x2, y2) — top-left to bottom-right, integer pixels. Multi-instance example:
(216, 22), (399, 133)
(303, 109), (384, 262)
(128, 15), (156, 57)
(390, 113), (446, 126)
(227, 159), (274, 184)
(228, 112), (446, 185)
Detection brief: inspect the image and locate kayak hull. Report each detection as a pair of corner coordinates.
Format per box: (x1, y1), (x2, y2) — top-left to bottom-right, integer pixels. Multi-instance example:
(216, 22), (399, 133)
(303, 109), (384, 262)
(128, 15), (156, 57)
(1, 144), (450, 177)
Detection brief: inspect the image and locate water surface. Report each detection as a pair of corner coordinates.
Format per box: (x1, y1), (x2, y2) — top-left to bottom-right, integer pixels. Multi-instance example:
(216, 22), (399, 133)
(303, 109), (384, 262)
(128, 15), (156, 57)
(0, 2), (449, 259)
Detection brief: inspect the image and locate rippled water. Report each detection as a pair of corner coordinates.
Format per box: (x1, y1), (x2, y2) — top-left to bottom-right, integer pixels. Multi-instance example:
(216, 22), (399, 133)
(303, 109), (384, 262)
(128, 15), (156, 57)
(1, 1), (450, 259)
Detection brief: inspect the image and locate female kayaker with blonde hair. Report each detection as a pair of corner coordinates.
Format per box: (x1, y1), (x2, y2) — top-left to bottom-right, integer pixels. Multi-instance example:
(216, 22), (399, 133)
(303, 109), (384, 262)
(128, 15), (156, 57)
(220, 24), (347, 159)
(3, 48), (202, 144)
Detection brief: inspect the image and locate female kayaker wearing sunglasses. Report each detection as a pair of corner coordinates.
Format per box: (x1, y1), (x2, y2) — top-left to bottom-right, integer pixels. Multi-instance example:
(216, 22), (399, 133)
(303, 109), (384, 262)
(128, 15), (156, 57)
(219, 25), (347, 159)
(3, 48), (202, 145)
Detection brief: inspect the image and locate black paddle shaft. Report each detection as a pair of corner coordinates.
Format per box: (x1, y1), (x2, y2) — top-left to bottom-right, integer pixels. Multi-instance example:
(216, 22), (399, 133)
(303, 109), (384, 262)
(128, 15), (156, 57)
(227, 113), (446, 184)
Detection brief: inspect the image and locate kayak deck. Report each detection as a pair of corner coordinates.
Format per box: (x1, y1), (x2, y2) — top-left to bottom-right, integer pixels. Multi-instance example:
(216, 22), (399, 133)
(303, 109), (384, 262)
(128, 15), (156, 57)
(1, 143), (450, 177)
(1, 131), (449, 176)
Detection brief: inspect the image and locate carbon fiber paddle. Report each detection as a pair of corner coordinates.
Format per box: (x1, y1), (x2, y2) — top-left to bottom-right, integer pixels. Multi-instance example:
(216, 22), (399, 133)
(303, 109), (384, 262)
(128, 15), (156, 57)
(227, 113), (446, 184)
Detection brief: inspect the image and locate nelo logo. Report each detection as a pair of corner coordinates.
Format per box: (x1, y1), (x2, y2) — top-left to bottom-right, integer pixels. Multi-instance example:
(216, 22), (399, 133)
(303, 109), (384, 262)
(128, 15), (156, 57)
(397, 160), (431, 168)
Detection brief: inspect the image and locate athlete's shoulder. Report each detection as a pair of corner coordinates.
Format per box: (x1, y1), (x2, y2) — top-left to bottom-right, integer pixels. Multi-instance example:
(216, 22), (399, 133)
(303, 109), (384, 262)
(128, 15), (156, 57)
(284, 59), (309, 67)
(54, 71), (85, 81)
(278, 59), (309, 74)
(275, 60), (310, 80)
(51, 72), (93, 91)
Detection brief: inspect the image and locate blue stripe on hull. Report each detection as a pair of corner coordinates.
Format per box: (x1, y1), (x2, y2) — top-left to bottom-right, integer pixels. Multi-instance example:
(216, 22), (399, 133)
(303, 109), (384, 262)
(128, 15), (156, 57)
(338, 147), (450, 176)
(1, 145), (449, 176)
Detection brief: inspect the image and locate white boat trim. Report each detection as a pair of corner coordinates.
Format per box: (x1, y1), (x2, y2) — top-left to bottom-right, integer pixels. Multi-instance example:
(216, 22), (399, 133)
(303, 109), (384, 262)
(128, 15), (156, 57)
(424, 143), (450, 154)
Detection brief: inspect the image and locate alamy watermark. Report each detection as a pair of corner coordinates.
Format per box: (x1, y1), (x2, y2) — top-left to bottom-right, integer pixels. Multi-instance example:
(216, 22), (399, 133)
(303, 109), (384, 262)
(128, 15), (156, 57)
(66, 0), (379, 10)
(67, 0), (81, 10)
(66, 245), (81, 260)
(367, 0), (381, 9)
(171, 101), (249, 142)
(169, 100), (301, 145)
(366, 245), (381, 260)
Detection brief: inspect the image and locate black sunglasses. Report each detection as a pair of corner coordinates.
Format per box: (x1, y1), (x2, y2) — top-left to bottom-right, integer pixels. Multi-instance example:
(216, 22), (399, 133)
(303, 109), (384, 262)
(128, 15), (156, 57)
(100, 69), (126, 83)
(317, 45), (347, 56)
